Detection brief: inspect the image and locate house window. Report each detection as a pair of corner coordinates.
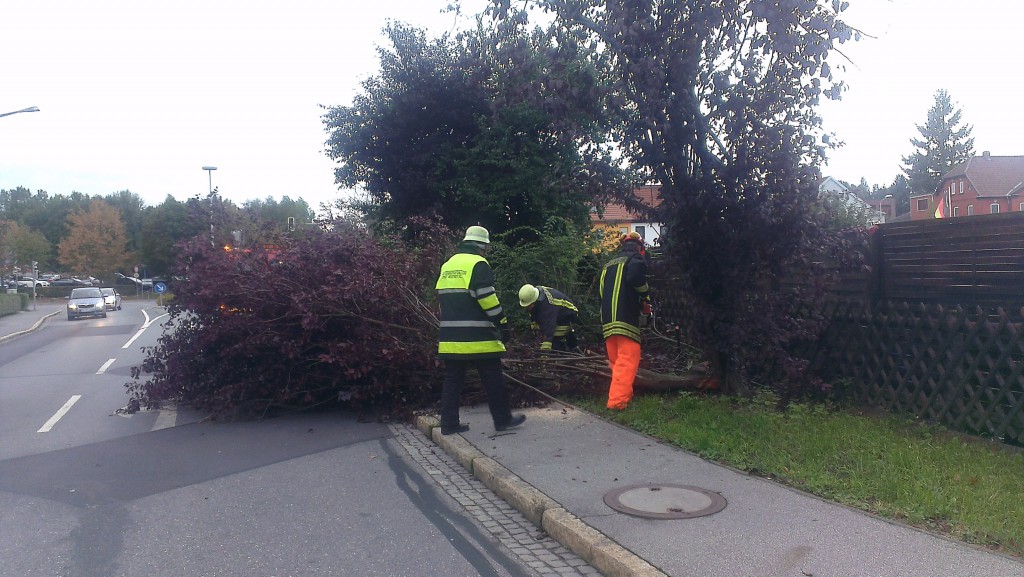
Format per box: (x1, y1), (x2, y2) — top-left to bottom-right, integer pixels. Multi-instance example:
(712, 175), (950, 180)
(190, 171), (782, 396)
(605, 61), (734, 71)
(1019, 203), (1024, 212)
(952, 206), (959, 217)
(618, 227), (628, 236)
(916, 198), (929, 211)
(968, 205), (974, 215)
(959, 181), (964, 194)
(991, 203), (1000, 214)
(634, 225), (646, 239)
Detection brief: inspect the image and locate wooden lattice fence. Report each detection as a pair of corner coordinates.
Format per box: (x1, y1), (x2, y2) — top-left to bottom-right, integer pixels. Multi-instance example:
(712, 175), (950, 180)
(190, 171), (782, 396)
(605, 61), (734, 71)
(648, 211), (1024, 445)
(810, 300), (1024, 445)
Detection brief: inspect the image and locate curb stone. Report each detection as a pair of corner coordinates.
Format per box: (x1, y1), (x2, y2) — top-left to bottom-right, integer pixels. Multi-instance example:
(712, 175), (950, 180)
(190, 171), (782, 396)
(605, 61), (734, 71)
(412, 413), (667, 577)
(0, 310), (60, 344)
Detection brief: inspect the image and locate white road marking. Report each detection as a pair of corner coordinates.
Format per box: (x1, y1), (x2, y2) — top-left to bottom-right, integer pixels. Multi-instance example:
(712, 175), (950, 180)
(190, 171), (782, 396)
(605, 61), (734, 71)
(96, 358), (116, 374)
(38, 395), (82, 433)
(122, 308), (169, 349)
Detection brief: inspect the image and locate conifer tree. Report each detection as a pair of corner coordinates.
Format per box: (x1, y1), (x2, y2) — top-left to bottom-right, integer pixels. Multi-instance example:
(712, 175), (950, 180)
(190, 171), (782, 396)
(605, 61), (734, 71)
(902, 89), (975, 195)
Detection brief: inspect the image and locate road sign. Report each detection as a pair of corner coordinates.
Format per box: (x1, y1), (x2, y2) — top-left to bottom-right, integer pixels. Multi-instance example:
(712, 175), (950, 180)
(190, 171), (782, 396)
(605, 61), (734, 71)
(154, 282), (167, 294)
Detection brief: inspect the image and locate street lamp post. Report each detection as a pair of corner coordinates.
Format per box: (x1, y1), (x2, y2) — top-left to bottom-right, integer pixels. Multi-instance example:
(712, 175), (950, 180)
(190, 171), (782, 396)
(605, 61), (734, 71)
(0, 106), (40, 119)
(31, 261), (38, 311)
(203, 166), (217, 247)
(202, 166), (217, 194)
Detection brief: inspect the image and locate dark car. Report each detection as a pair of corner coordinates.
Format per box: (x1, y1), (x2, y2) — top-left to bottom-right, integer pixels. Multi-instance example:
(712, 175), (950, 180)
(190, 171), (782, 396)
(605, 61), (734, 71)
(52, 278), (92, 287)
(66, 287), (107, 320)
(100, 287), (122, 311)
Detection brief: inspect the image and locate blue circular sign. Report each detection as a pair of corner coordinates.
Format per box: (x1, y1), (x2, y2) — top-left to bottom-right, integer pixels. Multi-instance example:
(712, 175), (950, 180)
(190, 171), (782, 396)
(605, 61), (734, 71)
(154, 282), (167, 294)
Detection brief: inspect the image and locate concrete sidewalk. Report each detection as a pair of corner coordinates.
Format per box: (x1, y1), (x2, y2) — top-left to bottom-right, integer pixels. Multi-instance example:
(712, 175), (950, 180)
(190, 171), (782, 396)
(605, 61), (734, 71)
(415, 404), (1024, 577)
(0, 299), (64, 343)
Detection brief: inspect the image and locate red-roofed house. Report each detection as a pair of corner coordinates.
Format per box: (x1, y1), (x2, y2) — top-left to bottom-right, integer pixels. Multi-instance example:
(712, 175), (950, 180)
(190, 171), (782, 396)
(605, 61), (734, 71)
(922, 152), (1024, 220)
(590, 184), (664, 245)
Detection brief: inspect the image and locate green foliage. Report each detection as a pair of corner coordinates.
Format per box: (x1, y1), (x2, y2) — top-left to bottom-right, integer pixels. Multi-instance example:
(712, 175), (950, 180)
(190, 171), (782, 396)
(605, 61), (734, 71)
(902, 89), (975, 195)
(0, 219), (52, 272)
(0, 292), (26, 315)
(816, 189), (878, 230)
(3, 188), (322, 277)
(577, 392), (1024, 555)
(322, 19), (629, 237)
(491, 0), (862, 394)
(485, 216), (604, 335)
(139, 196), (195, 276)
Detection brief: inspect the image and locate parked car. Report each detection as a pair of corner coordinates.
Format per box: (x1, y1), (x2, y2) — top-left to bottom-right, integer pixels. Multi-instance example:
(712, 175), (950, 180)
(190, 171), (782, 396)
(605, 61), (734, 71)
(100, 287), (122, 311)
(52, 278), (92, 287)
(16, 277), (49, 288)
(66, 287), (107, 320)
(115, 272), (153, 290)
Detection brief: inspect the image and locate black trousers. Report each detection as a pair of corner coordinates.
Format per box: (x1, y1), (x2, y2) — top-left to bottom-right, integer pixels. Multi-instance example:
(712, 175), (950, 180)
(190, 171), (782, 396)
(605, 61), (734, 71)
(440, 357), (513, 429)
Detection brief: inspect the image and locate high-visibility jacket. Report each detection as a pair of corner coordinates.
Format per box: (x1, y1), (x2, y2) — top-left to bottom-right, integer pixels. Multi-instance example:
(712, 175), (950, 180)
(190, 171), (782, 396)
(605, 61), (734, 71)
(528, 286), (578, 351)
(599, 243), (649, 343)
(436, 247), (507, 360)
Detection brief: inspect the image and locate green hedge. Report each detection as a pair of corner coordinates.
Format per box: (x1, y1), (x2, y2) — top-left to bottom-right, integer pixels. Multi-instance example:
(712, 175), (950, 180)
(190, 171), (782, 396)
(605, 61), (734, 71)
(0, 292), (28, 316)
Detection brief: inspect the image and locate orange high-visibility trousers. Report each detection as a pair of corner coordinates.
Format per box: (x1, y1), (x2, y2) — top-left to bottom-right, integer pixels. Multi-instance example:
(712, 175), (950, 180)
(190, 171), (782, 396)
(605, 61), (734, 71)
(605, 335), (641, 409)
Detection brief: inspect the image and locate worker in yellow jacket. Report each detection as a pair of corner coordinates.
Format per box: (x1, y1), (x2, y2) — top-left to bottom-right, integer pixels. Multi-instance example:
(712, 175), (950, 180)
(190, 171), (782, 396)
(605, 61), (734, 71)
(436, 226), (526, 435)
(518, 284), (580, 353)
(598, 232), (651, 410)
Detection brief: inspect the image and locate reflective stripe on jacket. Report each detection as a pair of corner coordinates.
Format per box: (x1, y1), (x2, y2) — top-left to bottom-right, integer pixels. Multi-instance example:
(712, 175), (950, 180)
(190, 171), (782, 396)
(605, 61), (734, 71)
(599, 244), (649, 343)
(529, 286), (578, 350)
(436, 249), (507, 359)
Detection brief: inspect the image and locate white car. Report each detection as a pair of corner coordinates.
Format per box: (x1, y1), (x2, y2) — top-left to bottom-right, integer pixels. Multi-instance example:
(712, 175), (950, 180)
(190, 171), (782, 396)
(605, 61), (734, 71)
(16, 278), (49, 288)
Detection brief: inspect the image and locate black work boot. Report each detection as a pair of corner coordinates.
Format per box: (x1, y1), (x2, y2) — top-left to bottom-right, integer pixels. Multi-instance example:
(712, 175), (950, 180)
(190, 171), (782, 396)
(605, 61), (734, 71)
(441, 423), (470, 435)
(495, 414), (526, 432)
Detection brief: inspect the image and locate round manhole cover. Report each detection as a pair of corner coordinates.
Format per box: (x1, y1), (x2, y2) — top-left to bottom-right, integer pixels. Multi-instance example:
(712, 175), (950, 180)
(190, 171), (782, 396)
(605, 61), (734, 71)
(603, 483), (727, 519)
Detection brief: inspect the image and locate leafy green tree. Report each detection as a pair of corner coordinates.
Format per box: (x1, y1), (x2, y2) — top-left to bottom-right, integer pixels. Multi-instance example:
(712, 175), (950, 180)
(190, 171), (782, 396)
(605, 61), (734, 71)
(902, 89), (974, 195)
(1, 188), (96, 252)
(487, 0), (861, 393)
(322, 20), (627, 239)
(0, 220), (53, 272)
(139, 195), (196, 276)
(104, 190), (147, 254)
(241, 196), (316, 242)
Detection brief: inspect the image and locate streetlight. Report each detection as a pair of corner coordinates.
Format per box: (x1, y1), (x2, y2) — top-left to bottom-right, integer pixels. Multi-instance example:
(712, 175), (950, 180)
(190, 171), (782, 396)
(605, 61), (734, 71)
(31, 261), (38, 311)
(0, 106), (40, 119)
(202, 166), (217, 194)
(203, 166), (218, 247)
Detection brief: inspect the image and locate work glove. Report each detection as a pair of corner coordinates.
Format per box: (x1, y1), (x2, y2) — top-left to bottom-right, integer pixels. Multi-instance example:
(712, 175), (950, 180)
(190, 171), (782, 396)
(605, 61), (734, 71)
(640, 301), (653, 327)
(501, 326), (512, 344)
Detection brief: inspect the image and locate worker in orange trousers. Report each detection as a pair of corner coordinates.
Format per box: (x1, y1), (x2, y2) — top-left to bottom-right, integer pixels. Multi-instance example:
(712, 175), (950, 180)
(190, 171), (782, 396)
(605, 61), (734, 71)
(598, 232), (651, 410)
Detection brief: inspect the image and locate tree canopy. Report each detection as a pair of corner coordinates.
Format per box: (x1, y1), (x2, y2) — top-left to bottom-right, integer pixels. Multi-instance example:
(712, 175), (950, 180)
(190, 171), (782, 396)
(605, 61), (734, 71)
(485, 0), (862, 392)
(902, 88), (975, 196)
(322, 19), (630, 239)
(57, 200), (131, 277)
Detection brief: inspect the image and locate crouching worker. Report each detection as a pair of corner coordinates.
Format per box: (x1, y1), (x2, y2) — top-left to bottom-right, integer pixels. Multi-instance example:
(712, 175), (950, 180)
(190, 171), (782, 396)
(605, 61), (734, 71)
(435, 226), (526, 435)
(518, 284), (580, 354)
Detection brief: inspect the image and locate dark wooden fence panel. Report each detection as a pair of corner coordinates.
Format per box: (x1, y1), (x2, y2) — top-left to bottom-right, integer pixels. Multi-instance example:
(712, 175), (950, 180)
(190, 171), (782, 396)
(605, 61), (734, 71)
(870, 212), (1024, 313)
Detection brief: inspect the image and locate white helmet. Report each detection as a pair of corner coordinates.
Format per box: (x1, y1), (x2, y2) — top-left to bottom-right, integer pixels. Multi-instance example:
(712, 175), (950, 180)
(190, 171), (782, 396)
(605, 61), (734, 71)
(463, 225), (490, 244)
(518, 284), (540, 307)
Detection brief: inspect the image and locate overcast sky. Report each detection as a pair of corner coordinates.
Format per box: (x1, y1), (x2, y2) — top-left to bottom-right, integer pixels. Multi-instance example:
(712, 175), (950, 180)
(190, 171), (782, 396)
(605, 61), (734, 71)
(2, 0), (1020, 212)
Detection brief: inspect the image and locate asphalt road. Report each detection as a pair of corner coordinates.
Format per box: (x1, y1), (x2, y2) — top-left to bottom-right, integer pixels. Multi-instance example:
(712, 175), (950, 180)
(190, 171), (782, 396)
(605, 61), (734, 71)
(0, 302), (597, 577)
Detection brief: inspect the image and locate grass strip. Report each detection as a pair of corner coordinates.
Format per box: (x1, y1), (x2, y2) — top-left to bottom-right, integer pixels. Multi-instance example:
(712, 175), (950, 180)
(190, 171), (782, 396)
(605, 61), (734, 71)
(573, 391), (1024, 556)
